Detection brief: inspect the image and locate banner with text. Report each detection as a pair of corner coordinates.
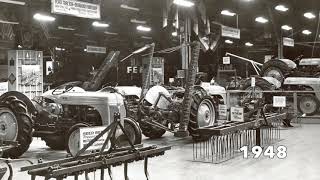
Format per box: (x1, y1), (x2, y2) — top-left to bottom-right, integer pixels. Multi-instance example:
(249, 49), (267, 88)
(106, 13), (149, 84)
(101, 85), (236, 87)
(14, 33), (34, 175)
(221, 26), (240, 39)
(51, 0), (100, 19)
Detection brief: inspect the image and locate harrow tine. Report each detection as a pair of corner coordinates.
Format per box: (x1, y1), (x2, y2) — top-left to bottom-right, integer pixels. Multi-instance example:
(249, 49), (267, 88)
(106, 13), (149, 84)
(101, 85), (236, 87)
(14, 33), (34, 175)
(85, 171), (90, 180)
(31, 175), (36, 180)
(124, 162), (129, 180)
(108, 167), (113, 180)
(100, 169), (104, 180)
(74, 174), (79, 180)
(144, 157), (150, 180)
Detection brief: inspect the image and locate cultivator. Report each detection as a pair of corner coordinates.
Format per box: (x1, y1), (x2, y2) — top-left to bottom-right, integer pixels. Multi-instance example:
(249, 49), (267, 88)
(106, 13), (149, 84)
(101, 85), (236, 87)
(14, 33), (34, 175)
(193, 112), (285, 163)
(21, 113), (171, 180)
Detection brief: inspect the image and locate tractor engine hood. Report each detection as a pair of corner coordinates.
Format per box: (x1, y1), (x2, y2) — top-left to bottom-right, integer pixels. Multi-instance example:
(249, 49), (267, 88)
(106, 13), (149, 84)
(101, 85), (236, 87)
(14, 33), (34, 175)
(299, 58), (320, 66)
(284, 77), (320, 85)
(42, 87), (124, 106)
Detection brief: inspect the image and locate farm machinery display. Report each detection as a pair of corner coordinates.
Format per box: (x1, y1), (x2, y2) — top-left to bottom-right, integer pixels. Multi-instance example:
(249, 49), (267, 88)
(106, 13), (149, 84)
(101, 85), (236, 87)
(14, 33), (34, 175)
(226, 52), (320, 117)
(0, 51), (142, 158)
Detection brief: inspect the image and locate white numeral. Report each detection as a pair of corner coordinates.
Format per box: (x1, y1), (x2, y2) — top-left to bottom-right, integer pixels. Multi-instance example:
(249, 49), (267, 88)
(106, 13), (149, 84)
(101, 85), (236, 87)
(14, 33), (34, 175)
(264, 146), (276, 158)
(277, 145), (287, 159)
(252, 146), (263, 158)
(240, 146), (248, 158)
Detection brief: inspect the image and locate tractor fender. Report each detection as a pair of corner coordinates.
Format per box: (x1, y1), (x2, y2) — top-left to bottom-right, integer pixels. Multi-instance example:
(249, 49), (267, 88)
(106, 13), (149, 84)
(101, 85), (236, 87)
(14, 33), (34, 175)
(261, 77), (282, 89)
(0, 91), (37, 114)
(284, 77), (320, 100)
(279, 59), (297, 69)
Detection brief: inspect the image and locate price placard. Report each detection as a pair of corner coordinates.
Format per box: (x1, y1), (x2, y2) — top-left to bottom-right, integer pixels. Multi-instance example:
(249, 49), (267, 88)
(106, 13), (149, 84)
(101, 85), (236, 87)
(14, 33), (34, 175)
(231, 107), (244, 122)
(219, 104), (227, 118)
(251, 77), (256, 87)
(79, 126), (109, 151)
(273, 96), (286, 107)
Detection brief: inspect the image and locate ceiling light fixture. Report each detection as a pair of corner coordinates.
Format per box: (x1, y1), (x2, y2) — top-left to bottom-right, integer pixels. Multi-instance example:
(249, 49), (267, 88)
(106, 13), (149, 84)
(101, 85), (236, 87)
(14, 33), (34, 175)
(55, 47), (65, 51)
(137, 25), (151, 32)
(104, 31), (118, 35)
(281, 25), (292, 31)
(245, 42), (253, 47)
(0, 0), (25, 5)
(58, 26), (75, 31)
(275, 5), (288, 12)
(172, 32), (178, 36)
(120, 4), (140, 11)
(142, 36), (152, 39)
(130, 19), (146, 24)
(225, 39), (233, 44)
(0, 19), (19, 25)
(33, 13), (55, 22)
(255, 16), (268, 23)
(221, 10), (236, 16)
(304, 12), (316, 19)
(302, 30), (312, 35)
(92, 21), (109, 28)
(173, 0), (194, 7)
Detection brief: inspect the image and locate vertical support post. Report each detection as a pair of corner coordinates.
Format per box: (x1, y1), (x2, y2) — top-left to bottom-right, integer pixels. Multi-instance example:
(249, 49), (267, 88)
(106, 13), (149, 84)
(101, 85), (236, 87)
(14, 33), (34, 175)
(293, 92), (298, 122)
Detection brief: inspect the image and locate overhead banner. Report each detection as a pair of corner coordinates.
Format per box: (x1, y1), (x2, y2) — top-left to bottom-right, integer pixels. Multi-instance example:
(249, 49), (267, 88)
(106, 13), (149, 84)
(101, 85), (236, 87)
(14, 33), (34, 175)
(283, 37), (294, 47)
(51, 0), (101, 19)
(86, 45), (106, 54)
(221, 26), (240, 39)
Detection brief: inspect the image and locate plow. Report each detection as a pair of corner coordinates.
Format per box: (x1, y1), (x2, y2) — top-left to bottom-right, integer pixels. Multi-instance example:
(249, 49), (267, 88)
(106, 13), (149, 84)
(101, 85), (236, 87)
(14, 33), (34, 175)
(20, 113), (171, 180)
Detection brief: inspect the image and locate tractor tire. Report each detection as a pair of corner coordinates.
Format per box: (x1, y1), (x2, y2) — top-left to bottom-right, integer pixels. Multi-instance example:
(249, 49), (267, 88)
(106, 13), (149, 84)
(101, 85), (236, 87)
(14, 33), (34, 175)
(139, 121), (166, 139)
(42, 135), (66, 150)
(114, 117), (142, 147)
(240, 77), (273, 104)
(261, 59), (291, 84)
(298, 95), (320, 116)
(0, 96), (33, 158)
(188, 86), (218, 141)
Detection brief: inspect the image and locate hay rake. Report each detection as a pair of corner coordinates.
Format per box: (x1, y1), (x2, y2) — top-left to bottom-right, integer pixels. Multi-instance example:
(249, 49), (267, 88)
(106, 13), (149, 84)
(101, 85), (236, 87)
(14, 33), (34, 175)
(21, 113), (171, 180)
(193, 112), (286, 163)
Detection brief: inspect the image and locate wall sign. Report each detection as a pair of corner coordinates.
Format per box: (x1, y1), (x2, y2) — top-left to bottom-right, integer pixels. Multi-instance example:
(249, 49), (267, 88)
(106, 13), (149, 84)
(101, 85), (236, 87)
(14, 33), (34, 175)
(86, 45), (106, 54)
(221, 26), (240, 39)
(231, 107), (244, 122)
(51, 0), (101, 19)
(0, 82), (8, 96)
(273, 96), (286, 107)
(223, 57), (231, 64)
(283, 37), (294, 47)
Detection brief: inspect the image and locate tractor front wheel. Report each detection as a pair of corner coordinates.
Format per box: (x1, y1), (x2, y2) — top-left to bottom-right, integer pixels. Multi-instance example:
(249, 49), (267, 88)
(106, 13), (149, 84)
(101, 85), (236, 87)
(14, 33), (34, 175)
(42, 135), (66, 150)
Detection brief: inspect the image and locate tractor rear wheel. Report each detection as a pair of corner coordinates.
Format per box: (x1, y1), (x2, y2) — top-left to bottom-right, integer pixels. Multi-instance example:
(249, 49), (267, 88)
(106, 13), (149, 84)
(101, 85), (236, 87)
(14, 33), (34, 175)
(42, 135), (66, 150)
(261, 59), (291, 84)
(189, 87), (218, 141)
(298, 95), (319, 116)
(0, 96), (33, 158)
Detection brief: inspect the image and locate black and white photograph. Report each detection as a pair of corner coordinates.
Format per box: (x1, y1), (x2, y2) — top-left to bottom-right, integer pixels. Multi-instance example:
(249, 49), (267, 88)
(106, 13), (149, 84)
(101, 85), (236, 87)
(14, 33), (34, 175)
(0, 0), (320, 180)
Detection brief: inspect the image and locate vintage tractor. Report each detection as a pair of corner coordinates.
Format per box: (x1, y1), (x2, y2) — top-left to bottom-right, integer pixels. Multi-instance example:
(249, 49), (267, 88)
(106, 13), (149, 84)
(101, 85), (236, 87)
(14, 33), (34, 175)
(261, 57), (320, 115)
(0, 86), (142, 158)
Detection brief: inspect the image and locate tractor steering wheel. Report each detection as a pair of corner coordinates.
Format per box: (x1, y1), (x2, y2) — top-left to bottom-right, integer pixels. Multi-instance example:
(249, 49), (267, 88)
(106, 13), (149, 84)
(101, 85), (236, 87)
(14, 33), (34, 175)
(52, 82), (78, 95)
(52, 84), (74, 95)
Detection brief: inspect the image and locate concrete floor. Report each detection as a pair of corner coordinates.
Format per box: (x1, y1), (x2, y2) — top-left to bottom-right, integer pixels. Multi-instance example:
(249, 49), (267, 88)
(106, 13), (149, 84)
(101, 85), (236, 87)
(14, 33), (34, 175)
(1, 124), (320, 180)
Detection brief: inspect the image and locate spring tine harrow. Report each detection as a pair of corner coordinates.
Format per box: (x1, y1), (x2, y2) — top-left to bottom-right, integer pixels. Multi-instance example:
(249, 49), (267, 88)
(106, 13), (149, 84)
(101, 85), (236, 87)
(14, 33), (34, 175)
(20, 113), (171, 180)
(193, 112), (285, 163)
